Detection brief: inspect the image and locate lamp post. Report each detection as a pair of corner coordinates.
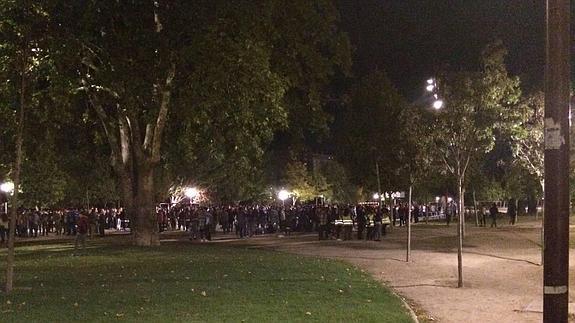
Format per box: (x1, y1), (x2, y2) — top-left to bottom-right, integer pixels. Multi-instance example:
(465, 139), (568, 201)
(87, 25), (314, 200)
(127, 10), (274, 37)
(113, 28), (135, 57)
(1, 182), (15, 214)
(184, 187), (199, 204)
(278, 189), (289, 206)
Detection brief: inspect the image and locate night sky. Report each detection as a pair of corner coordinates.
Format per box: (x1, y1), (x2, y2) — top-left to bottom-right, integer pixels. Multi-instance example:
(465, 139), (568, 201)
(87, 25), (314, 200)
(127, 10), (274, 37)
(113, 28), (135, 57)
(337, 0), (546, 99)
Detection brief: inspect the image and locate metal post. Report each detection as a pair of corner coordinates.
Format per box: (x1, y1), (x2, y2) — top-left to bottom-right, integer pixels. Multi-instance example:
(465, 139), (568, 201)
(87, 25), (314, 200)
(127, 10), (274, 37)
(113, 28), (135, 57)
(543, 0), (570, 321)
(406, 185), (412, 262)
(375, 161), (382, 201)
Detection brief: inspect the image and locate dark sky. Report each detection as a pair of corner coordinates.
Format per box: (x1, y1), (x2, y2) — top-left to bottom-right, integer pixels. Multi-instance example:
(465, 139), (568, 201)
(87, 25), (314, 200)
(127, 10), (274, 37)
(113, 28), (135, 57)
(336, 0), (546, 99)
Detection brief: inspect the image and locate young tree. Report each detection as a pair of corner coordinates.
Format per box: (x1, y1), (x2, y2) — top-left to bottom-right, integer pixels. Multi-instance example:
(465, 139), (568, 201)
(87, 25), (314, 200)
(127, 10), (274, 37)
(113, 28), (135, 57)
(509, 91), (544, 193)
(428, 41), (521, 287)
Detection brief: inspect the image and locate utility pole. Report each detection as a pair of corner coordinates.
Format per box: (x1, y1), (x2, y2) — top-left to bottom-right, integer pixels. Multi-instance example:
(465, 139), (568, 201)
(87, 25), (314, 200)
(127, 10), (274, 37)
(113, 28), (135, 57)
(543, 0), (570, 321)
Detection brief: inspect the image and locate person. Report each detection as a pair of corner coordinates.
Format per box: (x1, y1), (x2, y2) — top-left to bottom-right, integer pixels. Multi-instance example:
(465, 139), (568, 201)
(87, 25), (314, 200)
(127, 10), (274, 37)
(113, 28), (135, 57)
(489, 203), (498, 228)
(74, 212), (89, 254)
(445, 202), (454, 226)
(373, 207), (383, 241)
(412, 204), (420, 223)
(480, 206), (487, 227)
(341, 207), (353, 240)
(355, 205), (366, 240)
(317, 206), (328, 240)
(508, 198), (517, 225)
(0, 213), (8, 244)
(98, 210), (106, 237)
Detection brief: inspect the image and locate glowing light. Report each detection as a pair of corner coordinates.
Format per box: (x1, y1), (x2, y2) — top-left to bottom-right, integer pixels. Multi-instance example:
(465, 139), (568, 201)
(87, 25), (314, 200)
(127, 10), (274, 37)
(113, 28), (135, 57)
(447, 197), (453, 203)
(435, 196), (440, 203)
(184, 187), (199, 199)
(426, 84), (435, 92)
(427, 78), (434, 85)
(0, 182), (14, 193)
(278, 190), (290, 201)
(433, 99), (444, 110)
(373, 193), (380, 200)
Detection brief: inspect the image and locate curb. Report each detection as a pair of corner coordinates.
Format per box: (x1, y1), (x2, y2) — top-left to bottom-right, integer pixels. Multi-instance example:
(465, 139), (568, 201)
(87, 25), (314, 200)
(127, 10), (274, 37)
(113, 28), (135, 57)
(388, 288), (420, 323)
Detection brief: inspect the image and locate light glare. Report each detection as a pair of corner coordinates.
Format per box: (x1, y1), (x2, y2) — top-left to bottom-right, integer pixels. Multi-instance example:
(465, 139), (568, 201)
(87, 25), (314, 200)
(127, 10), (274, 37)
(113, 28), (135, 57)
(0, 182), (14, 193)
(433, 99), (444, 109)
(278, 190), (290, 201)
(184, 187), (199, 199)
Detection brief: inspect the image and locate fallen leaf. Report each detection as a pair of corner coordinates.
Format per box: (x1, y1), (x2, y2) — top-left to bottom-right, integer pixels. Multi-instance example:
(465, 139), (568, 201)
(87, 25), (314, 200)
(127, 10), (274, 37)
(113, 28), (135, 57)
(201, 291), (207, 297)
(74, 303), (79, 307)
(116, 313), (124, 317)
(305, 311), (312, 315)
(6, 300), (11, 305)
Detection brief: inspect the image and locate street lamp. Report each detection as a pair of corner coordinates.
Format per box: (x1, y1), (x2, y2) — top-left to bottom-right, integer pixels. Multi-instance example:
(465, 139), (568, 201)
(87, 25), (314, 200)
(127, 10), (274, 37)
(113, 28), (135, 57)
(1, 181), (14, 214)
(433, 99), (444, 110)
(184, 187), (199, 203)
(278, 189), (289, 207)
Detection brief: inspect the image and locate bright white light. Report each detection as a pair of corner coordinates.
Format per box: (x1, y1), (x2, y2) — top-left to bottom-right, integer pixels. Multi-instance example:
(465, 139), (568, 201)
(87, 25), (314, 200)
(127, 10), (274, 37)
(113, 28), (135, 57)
(433, 99), (444, 110)
(373, 193), (380, 200)
(435, 196), (440, 202)
(447, 197), (453, 203)
(427, 78), (434, 85)
(0, 182), (14, 193)
(278, 190), (290, 201)
(184, 187), (199, 199)
(426, 84), (435, 92)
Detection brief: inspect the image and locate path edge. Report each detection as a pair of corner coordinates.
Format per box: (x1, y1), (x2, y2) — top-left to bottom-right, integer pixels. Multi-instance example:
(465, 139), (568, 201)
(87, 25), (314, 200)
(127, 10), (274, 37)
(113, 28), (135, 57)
(388, 287), (420, 323)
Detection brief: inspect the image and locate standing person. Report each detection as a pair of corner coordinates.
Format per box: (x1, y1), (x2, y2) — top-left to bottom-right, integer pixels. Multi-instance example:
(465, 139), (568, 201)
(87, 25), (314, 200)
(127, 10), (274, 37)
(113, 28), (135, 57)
(355, 205), (366, 240)
(74, 212), (89, 254)
(445, 202), (453, 226)
(489, 203), (498, 228)
(398, 204), (406, 226)
(480, 206), (487, 227)
(373, 207), (383, 241)
(342, 206), (353, 240)
(220, 207), (230, 234)
(507, 198), (517, 225)
(0, 213), (8, 244)
(412, 204), (420, 223)
(98, 210), (106, 237)
(317, 206), (328, 240)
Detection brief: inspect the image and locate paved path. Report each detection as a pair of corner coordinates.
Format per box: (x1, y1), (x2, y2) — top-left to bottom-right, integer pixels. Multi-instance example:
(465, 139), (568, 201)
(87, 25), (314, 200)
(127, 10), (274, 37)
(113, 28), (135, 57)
(223, 217), (574, 322)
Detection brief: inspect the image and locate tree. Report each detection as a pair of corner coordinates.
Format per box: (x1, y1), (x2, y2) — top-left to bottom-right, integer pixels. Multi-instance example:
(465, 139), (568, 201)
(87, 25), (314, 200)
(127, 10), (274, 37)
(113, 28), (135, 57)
(428, 41), (521, 287)
(0, 0), (56, 293)
(398, 106), (434, 261)
(46, 1), (350, 245)
(509, 91), (544, 193)
(335, 70), (406, 195)
(282, 160), (316, 202)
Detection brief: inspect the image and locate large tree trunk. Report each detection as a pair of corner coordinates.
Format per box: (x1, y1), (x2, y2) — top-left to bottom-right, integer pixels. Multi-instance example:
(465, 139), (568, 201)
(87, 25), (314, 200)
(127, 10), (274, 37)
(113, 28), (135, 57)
(133, 163), (160, 246)
(6, 51), (27, 294)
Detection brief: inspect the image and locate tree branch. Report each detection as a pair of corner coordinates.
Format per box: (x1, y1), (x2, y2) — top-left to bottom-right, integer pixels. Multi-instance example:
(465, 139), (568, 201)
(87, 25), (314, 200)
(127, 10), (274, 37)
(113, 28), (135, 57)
(150, 62), (176, 164)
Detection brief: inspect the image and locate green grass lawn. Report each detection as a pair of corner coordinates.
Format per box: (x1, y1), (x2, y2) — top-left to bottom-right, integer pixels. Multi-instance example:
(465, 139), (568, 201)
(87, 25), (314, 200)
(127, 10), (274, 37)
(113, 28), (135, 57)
(0, 238), (412, 322)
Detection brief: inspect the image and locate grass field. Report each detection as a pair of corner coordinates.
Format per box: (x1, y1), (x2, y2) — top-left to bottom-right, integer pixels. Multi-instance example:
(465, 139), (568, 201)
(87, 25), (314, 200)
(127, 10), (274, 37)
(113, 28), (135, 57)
(0, 238), (412, 322)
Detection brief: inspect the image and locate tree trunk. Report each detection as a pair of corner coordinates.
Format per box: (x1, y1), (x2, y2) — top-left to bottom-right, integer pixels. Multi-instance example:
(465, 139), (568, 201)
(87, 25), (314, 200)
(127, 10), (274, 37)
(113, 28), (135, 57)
(6, 52), (27, 294)
(133, 163), (160, 246)
(461, 188), (466, 238)
(473, 190), (478, 226)
(406, 185), (412, 262)
(457, 177), (464, 288)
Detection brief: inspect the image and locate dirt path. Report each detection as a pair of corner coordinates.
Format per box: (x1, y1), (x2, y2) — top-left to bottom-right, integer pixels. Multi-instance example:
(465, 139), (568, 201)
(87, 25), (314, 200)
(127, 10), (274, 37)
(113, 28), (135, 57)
(225, 217), (575, 322)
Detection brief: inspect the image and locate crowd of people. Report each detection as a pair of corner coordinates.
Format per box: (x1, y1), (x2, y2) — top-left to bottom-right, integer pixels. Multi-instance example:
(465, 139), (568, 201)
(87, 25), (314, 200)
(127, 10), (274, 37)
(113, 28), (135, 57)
(0, 207), (129, 244)
(0, 200), (468, 246)
(158, 202), (431, 242)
